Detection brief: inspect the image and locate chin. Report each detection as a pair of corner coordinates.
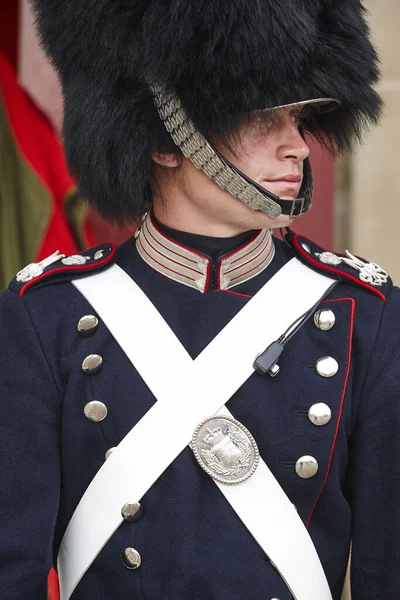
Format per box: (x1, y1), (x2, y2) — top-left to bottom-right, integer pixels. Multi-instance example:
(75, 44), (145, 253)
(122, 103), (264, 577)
(246, 210), (293, 232)
(268, 215), (294, 230)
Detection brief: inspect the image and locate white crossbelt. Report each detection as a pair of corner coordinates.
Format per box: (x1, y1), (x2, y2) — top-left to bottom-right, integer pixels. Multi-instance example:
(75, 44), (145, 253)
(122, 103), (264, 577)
(61, 258), (335, 600)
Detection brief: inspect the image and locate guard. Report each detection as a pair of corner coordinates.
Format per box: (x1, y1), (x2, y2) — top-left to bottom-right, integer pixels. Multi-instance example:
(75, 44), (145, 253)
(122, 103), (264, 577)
(0, 1), (398, 599)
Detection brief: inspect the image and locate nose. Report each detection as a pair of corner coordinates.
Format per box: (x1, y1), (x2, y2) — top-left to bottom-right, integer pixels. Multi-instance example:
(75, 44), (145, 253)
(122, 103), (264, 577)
(277, 121), (310, 163)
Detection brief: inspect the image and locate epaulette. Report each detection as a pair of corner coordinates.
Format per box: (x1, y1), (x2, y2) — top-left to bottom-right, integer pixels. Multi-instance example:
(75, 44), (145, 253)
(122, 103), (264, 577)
(287, 231), (392, 302)
(9, 243), (117, 298)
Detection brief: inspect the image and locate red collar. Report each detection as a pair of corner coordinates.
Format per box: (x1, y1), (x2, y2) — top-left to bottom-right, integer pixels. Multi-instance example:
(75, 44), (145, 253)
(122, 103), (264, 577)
(136, 214), (275, 293)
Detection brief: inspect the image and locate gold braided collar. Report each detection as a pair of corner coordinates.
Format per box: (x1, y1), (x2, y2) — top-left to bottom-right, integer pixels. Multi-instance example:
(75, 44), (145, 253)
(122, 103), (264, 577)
(136, 213), (275, 294)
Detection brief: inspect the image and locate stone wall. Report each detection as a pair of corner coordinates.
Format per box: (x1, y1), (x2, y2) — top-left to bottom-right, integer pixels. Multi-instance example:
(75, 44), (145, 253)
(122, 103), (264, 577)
(337, 1), (400, 283)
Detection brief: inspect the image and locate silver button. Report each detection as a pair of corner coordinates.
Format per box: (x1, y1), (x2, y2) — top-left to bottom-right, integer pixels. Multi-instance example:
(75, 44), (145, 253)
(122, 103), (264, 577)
(301, 243), (311, 254)
(105, 447), (116, 460)
(77, 315), (99, 336)
(308, 403), (332, 427)
(122, 548), (142, 570)
(295, 456), (319, 479)
(316, 356), (339, 378)
(82, 354), (103, 375)
(84, 401), (108, 422)
(94, 250), (104, 260)
(121, 502), (143, 522)
(314, 308), (336, 331)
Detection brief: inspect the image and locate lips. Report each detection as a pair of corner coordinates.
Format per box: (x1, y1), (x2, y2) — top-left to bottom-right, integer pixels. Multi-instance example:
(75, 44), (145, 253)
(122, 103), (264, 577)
(266, 174), (302, 183)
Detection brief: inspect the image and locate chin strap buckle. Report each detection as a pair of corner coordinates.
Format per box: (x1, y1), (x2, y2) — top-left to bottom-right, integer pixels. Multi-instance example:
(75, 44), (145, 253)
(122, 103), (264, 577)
(289, 197), (305, 219)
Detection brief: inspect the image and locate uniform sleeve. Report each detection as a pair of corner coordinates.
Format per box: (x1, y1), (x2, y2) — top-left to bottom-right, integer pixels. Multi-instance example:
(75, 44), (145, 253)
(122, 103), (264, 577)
(0, 289), (61, 598)
(349, 287), (400, 598)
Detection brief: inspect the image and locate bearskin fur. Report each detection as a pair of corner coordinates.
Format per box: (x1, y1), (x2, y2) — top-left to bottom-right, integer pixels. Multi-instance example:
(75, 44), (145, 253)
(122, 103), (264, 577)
(31, 0), (382, 223)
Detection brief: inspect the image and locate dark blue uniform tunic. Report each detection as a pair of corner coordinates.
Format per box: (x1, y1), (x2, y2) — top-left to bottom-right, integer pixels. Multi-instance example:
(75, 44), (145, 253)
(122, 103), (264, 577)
(0, 227), (399, 600)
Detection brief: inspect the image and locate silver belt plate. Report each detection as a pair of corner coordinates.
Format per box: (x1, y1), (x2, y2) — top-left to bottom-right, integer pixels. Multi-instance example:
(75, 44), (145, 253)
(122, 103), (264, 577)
(192, 415), (259, 485)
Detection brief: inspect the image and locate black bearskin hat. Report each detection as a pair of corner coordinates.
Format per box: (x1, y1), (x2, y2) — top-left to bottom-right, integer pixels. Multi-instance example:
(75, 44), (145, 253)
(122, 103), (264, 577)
(31, 0), (382, 224)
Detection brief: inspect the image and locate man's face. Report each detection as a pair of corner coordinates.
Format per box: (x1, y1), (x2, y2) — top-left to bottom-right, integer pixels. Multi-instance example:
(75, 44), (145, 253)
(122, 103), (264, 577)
(153, 106), (311, 234)
(218, 106), (310, 203)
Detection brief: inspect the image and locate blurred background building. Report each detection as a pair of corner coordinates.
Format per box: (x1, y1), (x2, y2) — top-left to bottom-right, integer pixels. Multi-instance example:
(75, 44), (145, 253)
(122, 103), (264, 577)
(336, 0), (400, 285)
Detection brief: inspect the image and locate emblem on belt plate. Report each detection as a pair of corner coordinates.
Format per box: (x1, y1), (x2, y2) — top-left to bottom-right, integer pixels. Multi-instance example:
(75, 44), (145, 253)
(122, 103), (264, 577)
(192, 415), (259, 485)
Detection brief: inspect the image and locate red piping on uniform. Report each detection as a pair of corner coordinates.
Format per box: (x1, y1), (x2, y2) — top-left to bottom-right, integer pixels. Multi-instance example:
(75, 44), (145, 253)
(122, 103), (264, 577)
(151, 216), (212, 289)
(224, 237), (270, 275)
(292, 234), (386, 302)
(306, 297), (355, 528)
(217, 241), (274, 288)
(215, 230), (263, 288)
(19, 244), (117, 297)
(226, 243), (274, 279)
(150, 213), (212, 261)
(229, 248), (274, 284)
(227, 230), (264, 265)
(202, 260), (212, 293)
(142, 227), (204, 275)
(146, 221), (199, 265)
(138, 238), (197, 282)
(139, 234), (211, 291)
(220, 289), (253, 299)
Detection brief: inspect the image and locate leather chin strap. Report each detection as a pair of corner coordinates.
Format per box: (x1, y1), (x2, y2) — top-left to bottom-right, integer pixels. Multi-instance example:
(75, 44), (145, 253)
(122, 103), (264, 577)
(214, 151), (313, 219)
